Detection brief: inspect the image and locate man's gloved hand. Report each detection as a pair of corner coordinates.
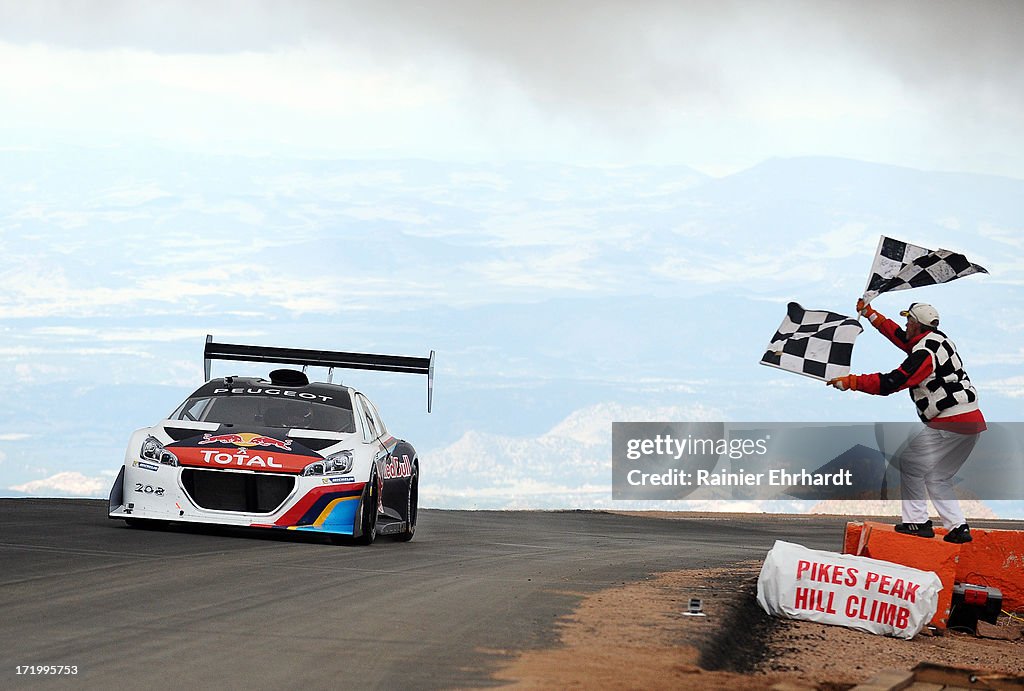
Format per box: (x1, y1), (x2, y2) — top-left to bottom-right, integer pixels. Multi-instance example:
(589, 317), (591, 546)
(827, 374), (859, 391)
(856, 299), (881, 323)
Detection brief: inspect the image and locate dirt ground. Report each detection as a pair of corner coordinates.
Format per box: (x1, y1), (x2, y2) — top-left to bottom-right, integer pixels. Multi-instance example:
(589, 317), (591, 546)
(488, 564), (1024, 690)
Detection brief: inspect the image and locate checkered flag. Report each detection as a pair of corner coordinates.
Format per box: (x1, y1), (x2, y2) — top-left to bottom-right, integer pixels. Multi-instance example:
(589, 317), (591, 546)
(760, 302), (863, 382)
(862, 236), (987, 304)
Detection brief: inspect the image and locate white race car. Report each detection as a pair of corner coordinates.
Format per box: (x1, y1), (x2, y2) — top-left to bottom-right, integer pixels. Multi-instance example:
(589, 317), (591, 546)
(108, 337), (434, 545)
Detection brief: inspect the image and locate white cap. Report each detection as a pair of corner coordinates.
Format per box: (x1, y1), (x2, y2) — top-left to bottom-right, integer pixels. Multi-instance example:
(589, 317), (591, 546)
(900, 303), (939, 328)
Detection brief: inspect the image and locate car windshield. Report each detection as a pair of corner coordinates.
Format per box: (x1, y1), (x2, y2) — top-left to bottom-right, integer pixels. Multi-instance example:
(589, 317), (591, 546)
(170, 395), (356, 433)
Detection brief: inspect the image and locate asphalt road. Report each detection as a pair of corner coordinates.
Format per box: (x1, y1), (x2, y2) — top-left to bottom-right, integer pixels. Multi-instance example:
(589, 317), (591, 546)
(0, 500), (940, 689)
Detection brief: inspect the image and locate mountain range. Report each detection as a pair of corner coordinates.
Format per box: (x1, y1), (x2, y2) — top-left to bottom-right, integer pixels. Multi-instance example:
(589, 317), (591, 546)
(2, 148), (1020, 516)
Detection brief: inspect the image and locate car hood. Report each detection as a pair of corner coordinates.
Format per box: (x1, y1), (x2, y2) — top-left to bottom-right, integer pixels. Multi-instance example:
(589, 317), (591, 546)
(163, 425), (355, 474)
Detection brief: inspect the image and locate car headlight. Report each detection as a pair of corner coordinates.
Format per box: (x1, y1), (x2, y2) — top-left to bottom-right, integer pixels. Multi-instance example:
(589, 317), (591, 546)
(301, 450), (353, 477)
(141, 435), (178, 467)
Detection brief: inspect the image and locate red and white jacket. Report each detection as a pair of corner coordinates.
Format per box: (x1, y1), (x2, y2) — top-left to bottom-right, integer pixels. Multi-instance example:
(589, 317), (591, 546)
(857, 312), (986, 434)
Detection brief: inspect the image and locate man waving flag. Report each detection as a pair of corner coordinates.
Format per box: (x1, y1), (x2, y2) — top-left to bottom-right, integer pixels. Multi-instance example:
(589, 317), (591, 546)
(828, 299), (985, 545)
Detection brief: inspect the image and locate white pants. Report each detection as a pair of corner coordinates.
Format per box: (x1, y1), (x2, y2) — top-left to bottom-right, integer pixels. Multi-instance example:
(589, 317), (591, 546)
(897, 425), (980, 528)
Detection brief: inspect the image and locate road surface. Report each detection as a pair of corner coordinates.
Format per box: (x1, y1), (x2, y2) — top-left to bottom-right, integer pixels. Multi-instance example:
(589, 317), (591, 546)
(0, 499), (890, 688)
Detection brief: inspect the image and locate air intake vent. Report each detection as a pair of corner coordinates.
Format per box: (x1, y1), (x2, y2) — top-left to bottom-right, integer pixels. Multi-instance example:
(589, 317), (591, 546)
(181, 469), (294, 513)
(269, 369), (309, 386)
(164, 427), (206, 442)
(294, 437), (340, 452)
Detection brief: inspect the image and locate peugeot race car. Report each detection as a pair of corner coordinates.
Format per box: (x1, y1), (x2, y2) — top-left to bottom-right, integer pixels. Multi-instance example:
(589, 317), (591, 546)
(108, 337), (434, 545)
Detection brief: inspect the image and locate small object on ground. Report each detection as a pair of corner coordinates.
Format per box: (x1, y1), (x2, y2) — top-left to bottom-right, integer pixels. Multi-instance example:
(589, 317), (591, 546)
(849, 669), (913, 691)
(768, 682), (818, 691)
(683, 597), (705, 617)
(894, 520), (935, 538)
(854, 661), (1024, 690)
(949, 583), (1004, 632)
(976, 620), (1023, 641)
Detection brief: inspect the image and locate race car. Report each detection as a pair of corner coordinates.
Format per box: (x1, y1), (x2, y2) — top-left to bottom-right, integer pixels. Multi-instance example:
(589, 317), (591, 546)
(108, 337), (434, 545)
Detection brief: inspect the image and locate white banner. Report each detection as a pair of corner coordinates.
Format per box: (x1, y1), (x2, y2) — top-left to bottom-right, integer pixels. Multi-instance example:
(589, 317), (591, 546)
(756, 540), (941, 639)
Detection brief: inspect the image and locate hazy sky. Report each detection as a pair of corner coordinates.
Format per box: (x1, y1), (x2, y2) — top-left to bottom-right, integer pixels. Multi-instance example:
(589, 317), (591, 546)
(3, 2), (1022, 515)
(2, 1), (1022, 177)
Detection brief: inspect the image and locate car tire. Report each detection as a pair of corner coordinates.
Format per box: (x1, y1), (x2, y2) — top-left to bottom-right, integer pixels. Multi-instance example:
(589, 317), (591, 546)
(354, 467), (379, 546)
(393, 465), (418, 542)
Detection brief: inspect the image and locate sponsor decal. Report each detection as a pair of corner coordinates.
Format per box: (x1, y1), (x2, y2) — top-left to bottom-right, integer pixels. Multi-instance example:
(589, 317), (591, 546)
(172, 434), (320, 472)
(324, 475), (356, 484)
(199, 433), (293, 450)
(134, 461), (159, 472)
(383, 454), (412, 480)
(198, 447), (284, 469)
(212, 387), (332, 403)
(134, 483), (165, 496)
(273, 485), (365, 527)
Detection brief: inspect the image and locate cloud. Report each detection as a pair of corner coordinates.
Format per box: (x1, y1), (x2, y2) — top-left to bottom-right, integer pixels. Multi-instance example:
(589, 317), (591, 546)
(10, 471), (107, 497)
(972, 349), (1024, 366)
(1, 3), (1021, 175)
(0, 2), (362, 55)
(986, 376), (1024, 399)
(470, 247), (606, 292)
(11, 2), (1010, 116)
(979, 222), (1024, 249)
(0, 257), (439, 318)
(27, 326), (263, 343)
(829, 2), (1024, 110)
(308, 3), (1024, 139)
(13, 362), (76, 383)
(0, 41), (450, 158)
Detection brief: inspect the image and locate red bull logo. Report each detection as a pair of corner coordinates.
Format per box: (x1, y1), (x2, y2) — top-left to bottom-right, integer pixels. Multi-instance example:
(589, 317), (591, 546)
(199, 432), (293, 450)
(383, 454), (412, 480)
(199, 433), (245, 445)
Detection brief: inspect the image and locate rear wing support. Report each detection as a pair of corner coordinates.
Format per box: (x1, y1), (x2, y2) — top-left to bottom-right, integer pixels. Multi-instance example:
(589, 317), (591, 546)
(204, 335), (435, 412)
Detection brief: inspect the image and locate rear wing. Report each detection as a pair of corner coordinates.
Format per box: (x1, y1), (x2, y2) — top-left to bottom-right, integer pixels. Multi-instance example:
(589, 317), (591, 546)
(204, 335), (435, 412)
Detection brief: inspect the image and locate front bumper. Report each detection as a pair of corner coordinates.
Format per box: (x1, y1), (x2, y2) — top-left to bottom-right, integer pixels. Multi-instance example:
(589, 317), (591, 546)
(108, 463), (366, 536)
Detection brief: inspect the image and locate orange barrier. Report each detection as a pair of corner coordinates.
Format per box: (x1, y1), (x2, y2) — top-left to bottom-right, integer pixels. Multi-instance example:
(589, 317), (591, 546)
(944, 526), (1024, 613)
(848, 522), (959, 629)
(843, 521), (1024, 628)
(843, 521), (864, 556)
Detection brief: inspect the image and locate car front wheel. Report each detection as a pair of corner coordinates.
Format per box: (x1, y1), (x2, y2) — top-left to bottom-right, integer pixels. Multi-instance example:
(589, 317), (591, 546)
(354, 468), (379, 546)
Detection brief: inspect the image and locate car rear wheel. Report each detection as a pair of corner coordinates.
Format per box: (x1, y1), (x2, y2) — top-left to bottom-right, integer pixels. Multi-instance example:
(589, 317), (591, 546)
(394, 466), (418, 542)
